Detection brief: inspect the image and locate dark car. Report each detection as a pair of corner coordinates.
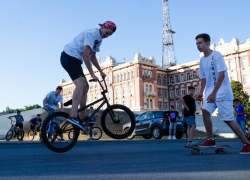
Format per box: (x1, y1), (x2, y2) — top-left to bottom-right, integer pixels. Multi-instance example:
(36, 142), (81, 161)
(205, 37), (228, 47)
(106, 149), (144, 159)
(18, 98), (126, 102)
(123, 111), (185, 139)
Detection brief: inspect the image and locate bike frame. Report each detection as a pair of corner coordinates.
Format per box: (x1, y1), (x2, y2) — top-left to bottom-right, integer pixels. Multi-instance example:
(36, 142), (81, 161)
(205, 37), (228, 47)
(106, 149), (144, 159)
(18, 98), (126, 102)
(76, 79), (116, 123)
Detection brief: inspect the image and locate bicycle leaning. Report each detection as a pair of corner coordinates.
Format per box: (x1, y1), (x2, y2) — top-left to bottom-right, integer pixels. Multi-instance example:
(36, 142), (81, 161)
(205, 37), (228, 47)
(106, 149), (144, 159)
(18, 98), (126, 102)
(41, 78), (136, 153)
(5, 117), (24, 141)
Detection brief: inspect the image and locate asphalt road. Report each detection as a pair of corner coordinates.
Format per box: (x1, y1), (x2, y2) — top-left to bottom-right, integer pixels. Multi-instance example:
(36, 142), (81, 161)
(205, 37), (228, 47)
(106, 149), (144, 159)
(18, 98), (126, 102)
(0, 139), (250, 180)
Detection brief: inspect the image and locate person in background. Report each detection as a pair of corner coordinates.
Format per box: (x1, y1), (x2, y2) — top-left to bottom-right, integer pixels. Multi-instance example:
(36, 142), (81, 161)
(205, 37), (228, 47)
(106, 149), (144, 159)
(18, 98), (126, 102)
(233, 98), (247, 135)
(29, 114), (42, 140)
(8, 110), (24, 141)
(168, 105), (179, 140)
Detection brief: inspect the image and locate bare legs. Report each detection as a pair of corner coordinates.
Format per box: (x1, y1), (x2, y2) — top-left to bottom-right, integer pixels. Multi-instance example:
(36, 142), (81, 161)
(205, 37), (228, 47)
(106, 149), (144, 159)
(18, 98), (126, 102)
(202, 109), (249, 144)
(188, 125), (196, 142)
(202, 109), (213, 139)
(70, 77), (89, 119)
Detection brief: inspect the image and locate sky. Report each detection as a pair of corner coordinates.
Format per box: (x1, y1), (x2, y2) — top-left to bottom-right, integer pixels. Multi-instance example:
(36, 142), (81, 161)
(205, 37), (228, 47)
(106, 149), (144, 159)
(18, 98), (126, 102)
(0, 0), (250, 111)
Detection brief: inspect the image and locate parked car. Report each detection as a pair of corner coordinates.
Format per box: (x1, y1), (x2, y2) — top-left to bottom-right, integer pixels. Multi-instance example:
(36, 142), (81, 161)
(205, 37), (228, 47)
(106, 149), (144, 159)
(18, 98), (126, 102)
(123, 111), (185, 140)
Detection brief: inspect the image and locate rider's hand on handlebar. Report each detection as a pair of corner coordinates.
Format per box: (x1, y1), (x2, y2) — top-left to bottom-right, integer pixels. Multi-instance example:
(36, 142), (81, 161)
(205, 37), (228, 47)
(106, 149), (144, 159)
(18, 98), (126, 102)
(91, 74), (99, 82)
(100, 72), (106, 79)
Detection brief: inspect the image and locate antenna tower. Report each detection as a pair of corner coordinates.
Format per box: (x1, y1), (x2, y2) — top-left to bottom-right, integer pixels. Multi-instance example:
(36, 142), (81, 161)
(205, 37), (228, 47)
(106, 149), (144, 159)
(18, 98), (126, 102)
(161, 0), (177, 67)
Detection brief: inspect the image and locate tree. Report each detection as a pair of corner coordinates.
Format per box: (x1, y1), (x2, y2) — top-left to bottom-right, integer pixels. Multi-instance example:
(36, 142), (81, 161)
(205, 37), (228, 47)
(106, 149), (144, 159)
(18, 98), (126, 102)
(5, 104), (42, 114)
(231, 80), (250, 124)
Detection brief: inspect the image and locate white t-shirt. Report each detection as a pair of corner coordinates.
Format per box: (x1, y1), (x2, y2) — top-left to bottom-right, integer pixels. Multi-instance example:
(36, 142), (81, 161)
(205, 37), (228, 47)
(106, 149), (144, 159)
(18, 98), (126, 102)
(63, 28), (102, 63)
(199, 50), (233, 101)
(45, 91), (63, 110)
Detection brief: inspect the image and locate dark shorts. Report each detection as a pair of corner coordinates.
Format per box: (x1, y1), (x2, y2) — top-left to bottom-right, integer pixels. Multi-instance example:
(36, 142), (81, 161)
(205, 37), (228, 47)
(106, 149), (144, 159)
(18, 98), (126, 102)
(15, 123), (23, 129)
(30, 125), (40, 130)
(60, 51), (85, 81)
(185, 116), (196, 126)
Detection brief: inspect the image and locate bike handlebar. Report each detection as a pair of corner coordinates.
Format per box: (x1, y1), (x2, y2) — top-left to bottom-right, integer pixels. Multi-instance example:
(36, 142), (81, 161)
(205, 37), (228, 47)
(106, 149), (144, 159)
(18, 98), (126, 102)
(89, 78), (108, 93)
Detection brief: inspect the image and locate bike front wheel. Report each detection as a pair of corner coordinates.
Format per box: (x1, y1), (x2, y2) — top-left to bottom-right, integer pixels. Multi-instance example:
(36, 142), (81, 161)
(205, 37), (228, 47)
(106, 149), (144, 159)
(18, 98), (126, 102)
(5, 129), (14, 141)
(28, 130), (34, 141)
(41, 112), (80, 153)
(91, 127), (102, 140)
(101, 104), (135, 139)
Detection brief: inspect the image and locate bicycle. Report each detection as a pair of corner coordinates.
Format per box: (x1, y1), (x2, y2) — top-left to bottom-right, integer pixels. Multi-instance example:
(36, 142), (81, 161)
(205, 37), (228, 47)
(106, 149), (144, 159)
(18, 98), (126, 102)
(41, 78), (136, 153)
(68, 121), (102, 140)
(5, 118), (24, 141)
(28, 125), (42, 141)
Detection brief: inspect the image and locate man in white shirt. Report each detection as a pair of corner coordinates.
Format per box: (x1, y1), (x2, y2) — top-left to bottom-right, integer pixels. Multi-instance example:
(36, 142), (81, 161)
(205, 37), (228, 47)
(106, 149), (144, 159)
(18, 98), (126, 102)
(43, 86), (64, 119)
(196, 33), (250, 154)
(60, 21), (116, 132)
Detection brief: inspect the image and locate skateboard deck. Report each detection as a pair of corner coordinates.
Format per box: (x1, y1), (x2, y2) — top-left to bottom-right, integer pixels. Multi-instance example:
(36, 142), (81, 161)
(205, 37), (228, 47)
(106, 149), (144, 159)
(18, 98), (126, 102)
(184, 145), (232, 155)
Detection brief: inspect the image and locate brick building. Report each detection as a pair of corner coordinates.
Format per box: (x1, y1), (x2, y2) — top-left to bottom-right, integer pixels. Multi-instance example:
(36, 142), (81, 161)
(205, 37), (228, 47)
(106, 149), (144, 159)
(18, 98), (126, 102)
(60, 37), (250, 111)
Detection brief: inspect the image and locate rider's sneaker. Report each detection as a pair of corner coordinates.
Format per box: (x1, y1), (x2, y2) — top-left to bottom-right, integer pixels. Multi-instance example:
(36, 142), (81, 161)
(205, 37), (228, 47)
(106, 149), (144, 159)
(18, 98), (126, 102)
(189, 141), (199, 147)
(199, 138), (216, 147)
(87, 137), (94, 140)
(173, 135), (177, 140)
(66, 116), (86, 133)
(33, 132), (37, 135)
(240, 143), (250, 154)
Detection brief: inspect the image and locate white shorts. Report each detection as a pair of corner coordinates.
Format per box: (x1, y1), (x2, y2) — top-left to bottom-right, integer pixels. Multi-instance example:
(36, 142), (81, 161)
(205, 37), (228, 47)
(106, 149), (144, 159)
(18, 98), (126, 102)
(202, 100), (234, 121)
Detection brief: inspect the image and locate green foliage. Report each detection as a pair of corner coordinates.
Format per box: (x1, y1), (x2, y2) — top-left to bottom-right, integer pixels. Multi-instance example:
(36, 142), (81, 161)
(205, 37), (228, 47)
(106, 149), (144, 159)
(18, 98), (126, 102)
(231, 80), (250, 123)
(5, 104), (42, 114)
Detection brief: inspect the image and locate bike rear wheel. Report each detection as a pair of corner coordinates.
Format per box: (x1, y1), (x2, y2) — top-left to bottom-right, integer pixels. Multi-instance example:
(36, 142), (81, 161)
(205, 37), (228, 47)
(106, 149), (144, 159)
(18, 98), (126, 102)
(17, 130), (24, 141)
(28, 130), (35, 141)
(101, 104), (135, 139)
(91, 127), (102, 140)
(41, 112), (80, 153)
(5, 129), (13, 141)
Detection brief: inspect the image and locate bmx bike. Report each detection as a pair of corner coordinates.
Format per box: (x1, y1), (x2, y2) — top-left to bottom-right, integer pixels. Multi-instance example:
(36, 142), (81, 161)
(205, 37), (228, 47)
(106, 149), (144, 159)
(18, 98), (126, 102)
(5, 117), (24, 141)
(41, 78), (135, 153)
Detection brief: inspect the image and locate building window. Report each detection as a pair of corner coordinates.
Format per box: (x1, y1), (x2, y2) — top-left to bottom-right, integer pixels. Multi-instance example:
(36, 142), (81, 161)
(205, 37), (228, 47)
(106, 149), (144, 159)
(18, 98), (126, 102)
(96, 93), (99, 100)
(145, 84), (148, 91)
(128, 72), (130, 80)
(169, 76), (173, 84)
(124, 73), (126, 81)
(115, 101), (119, 104)
(115, 88), (119, 97)
(243, 74), (249, 85)
(150, 99), (153, 108)
(186, 72), (191, 80)
(159, 102), (163, 110)
(176, 101), (180, 110)
(131, 71), (134, 79)
(146, 99), (149, 108)
(158, 88), (162, 98)
(241, 58), (247, 69)
(176, 89), (179, 97)
(122, 87), (126, 97)
(194, 85), (198, 93)
(149, 85), (152, 92)
(130, 99), (134, 108)
(157, 76), (162, 85)
(130, 85), (134, 95)
(91, 94), (94, 102)
(175, 75), (178, 83)
(181, 74), (184, 82)
(170, 101), (174, 108)
(164, 89), (168, 98)
(164, 102), (168, 110)
(181, 87), (185, 96)
(193, 71), (197, 79)
(170, 90), (173, 98)
(122, 100), (126, 106)
(121, 74), (123, 82)
(114, 76), (116, 83)
(150, 71), (153, 78)
(163, 76), (167, 85)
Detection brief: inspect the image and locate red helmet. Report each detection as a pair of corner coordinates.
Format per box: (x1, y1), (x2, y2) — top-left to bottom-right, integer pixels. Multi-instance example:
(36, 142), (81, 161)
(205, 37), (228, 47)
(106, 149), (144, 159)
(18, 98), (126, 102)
(99, 21), (116, 32)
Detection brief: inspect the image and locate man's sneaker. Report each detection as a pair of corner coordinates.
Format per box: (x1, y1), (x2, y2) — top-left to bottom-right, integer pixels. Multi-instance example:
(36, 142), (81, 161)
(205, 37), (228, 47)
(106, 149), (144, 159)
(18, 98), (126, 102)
(173, 136), (177, 140)
(189, 141), (199, 147)
(168, 136), (171, 140)
(186, 142), (190, 146)
(66, 117), (86, 132)
(240, 143), (250, 154)
(87, 137), (94, 140)
(199, 139), (216, 147)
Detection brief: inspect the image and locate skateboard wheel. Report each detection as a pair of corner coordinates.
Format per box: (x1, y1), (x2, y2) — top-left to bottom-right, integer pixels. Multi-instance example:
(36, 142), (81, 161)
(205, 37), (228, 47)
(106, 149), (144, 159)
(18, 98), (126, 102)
(191, 150), (195, 155)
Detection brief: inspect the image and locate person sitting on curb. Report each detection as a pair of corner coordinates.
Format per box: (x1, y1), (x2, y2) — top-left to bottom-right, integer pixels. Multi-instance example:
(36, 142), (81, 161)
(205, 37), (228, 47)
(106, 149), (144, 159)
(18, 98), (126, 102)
(29, 114), (42, 136)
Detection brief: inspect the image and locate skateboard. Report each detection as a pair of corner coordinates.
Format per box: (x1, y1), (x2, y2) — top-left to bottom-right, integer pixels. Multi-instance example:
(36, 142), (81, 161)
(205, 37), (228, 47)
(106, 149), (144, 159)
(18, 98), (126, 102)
(184, 145), (232, 155)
